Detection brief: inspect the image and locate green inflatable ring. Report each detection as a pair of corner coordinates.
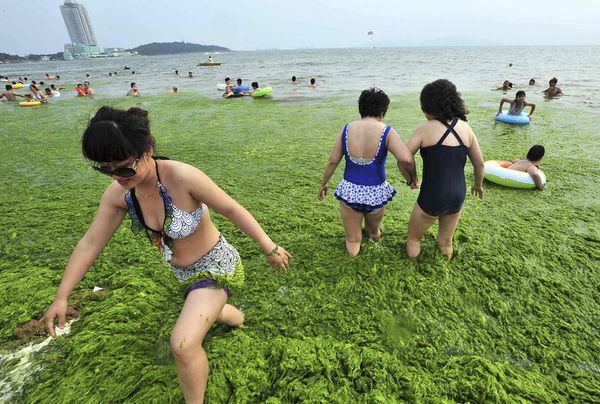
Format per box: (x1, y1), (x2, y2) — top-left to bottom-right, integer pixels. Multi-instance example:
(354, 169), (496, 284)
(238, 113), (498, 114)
(251, 87), (272, 97)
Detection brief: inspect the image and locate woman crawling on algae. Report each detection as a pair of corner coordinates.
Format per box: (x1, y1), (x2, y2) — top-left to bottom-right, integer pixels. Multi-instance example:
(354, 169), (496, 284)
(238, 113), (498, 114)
(44, 106), (291, 403)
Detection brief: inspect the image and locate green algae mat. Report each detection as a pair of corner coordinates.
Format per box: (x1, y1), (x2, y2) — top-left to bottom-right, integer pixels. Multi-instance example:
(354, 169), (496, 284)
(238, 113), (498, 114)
(1, 93), (599, 402)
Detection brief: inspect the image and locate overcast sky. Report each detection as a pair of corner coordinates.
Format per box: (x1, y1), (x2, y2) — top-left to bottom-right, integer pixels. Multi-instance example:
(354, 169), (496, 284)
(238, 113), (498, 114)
(1, 0), (599, 55)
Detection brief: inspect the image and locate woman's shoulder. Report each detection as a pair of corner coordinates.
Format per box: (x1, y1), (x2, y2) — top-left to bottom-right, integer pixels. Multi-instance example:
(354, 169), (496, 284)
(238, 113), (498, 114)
(103, 182), (129, 208)
(454, 119), (475, 144)
(455, 118), (472, 129)
(415, 119), (439, 132)
(159, 159), (206, 182)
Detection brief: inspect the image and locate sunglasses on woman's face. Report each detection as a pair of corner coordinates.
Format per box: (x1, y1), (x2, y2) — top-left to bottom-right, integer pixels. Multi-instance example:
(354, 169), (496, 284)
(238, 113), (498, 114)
(92, 159), (139, 178)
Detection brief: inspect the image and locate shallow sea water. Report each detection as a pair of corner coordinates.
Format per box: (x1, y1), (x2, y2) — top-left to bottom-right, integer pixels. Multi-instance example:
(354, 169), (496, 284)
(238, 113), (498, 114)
(2, 46), (600, 111)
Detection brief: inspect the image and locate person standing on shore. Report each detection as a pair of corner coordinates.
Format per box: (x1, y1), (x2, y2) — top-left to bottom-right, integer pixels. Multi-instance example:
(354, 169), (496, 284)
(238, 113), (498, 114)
(318, 87), (417, 256)
(405, 79), (485, 259)
(44, 106), (291, 403)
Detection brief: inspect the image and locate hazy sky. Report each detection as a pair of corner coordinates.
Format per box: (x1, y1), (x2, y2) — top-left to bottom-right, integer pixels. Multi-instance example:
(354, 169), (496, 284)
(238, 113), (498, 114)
(1, 0), (599, 55)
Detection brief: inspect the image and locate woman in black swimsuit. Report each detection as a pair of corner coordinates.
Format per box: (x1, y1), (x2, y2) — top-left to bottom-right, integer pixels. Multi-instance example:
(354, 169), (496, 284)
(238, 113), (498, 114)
(405, 79), (485, 259)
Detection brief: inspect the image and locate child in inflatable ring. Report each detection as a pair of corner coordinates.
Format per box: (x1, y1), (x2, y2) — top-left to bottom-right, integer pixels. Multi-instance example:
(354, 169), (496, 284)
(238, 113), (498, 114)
(508, 145), (545, 190)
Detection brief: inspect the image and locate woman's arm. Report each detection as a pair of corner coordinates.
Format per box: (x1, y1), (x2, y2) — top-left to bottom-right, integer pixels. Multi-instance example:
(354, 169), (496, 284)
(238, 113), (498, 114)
(45, 186), (127, 337)
(497, 98), (511, 115)
(467, 130), (485, 200)
(318, 134), (343, 200)
(526, 101), (536, 116)
(387, 129), (418, 187)
(187, 168), (291, 270)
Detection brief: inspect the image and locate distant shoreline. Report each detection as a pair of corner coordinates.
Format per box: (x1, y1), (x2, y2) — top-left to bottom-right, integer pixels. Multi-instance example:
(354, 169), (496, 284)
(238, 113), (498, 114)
(3, 43), (600, 63)
(0, 42), (231, 64)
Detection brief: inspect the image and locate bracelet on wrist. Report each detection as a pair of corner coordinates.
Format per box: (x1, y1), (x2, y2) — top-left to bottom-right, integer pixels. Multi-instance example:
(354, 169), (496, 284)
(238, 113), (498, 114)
(266, 244), (280, 256)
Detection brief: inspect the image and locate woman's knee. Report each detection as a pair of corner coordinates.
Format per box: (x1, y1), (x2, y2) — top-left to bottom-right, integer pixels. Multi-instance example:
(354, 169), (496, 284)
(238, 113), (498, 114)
(170, 332), (203, 362)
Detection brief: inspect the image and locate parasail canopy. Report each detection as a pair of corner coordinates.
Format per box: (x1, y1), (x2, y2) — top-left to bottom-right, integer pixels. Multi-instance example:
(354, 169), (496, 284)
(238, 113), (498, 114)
(367, 31), (374, 36)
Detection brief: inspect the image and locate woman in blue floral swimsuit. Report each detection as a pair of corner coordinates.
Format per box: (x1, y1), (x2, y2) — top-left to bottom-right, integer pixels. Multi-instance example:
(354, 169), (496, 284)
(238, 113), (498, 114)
(318, 88), (418, 256)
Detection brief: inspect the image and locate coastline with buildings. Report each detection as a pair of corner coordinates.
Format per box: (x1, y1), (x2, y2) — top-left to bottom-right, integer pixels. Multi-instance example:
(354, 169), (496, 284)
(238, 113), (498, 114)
(0, 0), (229, 63)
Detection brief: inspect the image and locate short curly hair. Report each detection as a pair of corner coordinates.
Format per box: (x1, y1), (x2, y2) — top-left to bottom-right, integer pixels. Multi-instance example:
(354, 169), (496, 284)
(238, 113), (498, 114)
(358, 87), (390, 118)
(420, 79), (468, 122)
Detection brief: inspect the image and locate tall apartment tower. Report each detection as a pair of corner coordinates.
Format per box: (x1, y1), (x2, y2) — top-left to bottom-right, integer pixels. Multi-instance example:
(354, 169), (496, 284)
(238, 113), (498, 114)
(60, 0), (98, 46)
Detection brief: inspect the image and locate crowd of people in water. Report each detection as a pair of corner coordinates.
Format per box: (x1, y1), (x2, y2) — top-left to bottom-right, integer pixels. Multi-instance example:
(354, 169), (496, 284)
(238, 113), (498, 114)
(492, 76), (563, 120)
(1, 68), (563, 105)
(218, 75), (316, 98)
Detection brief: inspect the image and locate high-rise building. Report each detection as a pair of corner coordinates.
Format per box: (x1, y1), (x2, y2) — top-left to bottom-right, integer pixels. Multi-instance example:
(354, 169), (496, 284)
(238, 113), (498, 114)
(60, 0), (98, 46)
(60, 0), (100, 59)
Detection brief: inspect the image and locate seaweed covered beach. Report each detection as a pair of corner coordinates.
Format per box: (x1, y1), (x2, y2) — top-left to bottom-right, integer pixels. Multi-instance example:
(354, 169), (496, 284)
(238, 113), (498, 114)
(1, 91), (599, 402)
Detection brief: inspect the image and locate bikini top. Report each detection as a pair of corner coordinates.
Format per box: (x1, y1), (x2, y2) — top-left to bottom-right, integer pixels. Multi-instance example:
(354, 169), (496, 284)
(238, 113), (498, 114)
(124, 158), (205, 261)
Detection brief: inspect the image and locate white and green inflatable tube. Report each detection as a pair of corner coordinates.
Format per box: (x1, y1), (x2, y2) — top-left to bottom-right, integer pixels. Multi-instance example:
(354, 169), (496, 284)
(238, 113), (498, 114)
(484, 160), (546, 189)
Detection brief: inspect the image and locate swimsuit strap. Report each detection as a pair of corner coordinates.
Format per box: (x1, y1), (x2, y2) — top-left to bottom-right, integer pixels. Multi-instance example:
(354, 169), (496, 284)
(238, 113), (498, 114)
(381, 125), (391, 141)
(130, 158), (167, 235)
(436, 118), (464, 146)
(155, 158), (162, 183)
(341, 124), (349, 155)
(375, 125), (391, 158)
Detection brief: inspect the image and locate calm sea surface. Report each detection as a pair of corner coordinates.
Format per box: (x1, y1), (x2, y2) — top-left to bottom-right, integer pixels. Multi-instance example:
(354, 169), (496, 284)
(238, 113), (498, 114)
(2, 46), (599, 111)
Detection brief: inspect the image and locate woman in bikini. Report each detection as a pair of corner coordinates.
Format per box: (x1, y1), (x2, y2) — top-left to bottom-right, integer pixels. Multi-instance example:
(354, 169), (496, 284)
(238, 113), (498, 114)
(318, 87), (417, 256)
(405, 79), (485, 259)
(44, 106), (291, 402)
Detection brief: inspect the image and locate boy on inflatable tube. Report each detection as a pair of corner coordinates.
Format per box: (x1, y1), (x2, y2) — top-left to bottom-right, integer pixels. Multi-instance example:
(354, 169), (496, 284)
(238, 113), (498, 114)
(507, 145), (546, 190)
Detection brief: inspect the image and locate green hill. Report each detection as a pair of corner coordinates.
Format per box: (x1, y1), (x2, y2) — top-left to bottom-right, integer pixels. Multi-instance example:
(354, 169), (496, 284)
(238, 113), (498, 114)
(130, 41), (230, 56)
